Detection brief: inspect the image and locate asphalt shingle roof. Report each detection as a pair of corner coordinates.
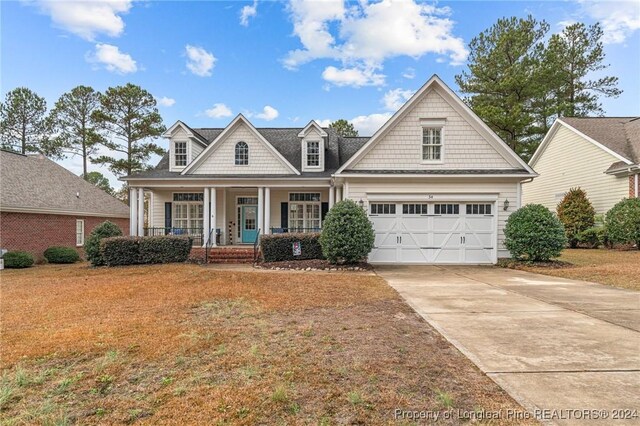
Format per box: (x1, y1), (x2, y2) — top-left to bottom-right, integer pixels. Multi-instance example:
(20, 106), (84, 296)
(1, 150), (129, 217)
(561, 117), (640, 164)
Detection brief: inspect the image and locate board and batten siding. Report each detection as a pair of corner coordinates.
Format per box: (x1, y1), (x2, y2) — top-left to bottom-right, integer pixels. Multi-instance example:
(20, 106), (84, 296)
(352, 88), (513, 171)
(191, 123), (292, 175)
(522, 125), (629, 215)
(344, 178), (519, 258)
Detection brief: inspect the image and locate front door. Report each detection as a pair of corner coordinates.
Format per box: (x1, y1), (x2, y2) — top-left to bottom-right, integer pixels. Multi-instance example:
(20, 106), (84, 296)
(241, 205), (258, 243)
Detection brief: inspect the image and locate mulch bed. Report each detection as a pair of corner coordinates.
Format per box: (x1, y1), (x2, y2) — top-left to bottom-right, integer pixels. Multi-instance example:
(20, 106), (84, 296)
(256, 259), (373, 271)
(497, 258), (573, 270)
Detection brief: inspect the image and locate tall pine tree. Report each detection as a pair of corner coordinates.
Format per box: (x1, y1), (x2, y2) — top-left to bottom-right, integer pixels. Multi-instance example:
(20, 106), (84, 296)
(0, 87), (53, 155)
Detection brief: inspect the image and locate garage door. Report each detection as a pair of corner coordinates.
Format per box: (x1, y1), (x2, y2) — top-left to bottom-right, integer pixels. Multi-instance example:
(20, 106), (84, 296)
(368, 201), (496, 264)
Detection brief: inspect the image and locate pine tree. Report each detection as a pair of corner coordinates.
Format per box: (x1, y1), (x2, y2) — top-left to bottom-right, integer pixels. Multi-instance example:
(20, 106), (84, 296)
(0, 87), (52, 155)
(557, 188), (595, 248)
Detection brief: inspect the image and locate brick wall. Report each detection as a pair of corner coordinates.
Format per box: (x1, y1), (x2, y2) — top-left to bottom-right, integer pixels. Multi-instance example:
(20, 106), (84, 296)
(630, 174), (639, 198)
(0, 212), (129, 262)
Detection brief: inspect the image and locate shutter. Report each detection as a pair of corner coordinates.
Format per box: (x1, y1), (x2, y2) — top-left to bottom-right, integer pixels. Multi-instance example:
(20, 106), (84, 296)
(281, 202), (288, 231)
(321, 202), (329, 221)
(164, 202), (172, 234)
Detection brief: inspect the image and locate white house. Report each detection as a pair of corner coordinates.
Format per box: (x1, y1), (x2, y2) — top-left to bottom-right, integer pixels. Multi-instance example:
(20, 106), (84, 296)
(123, 75), (536, 264)
(523, 117), (639, 215)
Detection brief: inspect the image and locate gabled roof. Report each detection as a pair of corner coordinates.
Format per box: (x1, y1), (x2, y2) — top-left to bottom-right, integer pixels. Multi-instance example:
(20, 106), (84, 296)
(163, 120), (208, 146)
(181, 114), (301, 175)
(0, 150), (129, 217)
(529, 117), (640, 170)
(298, 120), (328, 138)
(336, 74), (535, 175)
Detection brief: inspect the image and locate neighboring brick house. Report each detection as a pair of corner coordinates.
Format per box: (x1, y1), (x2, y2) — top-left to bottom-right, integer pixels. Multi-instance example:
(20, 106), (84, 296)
(523, 117), (640, 215)
(0, 150), (129, 261)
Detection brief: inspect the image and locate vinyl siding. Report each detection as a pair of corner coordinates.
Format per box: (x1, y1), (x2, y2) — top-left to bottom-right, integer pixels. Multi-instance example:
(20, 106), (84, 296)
(352, 88), (513, 170)
(522, 125), (629, 215)
(191, 122), (292, 175)
(344, 178), (518, 258)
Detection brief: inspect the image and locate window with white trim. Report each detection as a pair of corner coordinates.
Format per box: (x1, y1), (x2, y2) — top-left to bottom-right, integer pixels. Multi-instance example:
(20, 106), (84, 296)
(370, 203), (396, 215)
(172, 193), (203, 232)
(235, 141), (249, 165)
(306, 140), (320, 167)
(466, 204), (492, 215)
(289, 193), (321, 232)
(174, 141), (187, 166)
(402, 204), (428, 215)
(434, 204), (459, 215)
(76, 219), (85, 246)
(422, 127), (442, 161)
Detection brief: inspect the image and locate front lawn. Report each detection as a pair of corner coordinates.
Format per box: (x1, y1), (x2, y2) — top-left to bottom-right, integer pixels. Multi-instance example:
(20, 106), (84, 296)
(0, 263), (528, 424)
(504, 249), (640, 291)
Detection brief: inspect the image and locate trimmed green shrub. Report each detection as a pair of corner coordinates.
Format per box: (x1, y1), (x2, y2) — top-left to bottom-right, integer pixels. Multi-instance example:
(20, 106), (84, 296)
(43, 246), (80, 264)
(320, 199), (375, 264)
(261, 233), (323, 262)
(85, 221), (123, 266)
(576, 227), (605, 249)
(504, 204), (567, 261)
(557, 188), (595, 248)
(3, 251), (35, 268)
(100, 235), (192, 266)
(605, 198), (640, 249)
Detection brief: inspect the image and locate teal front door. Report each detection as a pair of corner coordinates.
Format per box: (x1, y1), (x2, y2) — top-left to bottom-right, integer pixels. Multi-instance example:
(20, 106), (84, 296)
(241, 205), (258, 243)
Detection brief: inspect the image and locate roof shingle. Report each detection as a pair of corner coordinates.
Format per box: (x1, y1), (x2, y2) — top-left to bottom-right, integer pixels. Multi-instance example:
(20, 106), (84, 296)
(561, 117), (640, 164)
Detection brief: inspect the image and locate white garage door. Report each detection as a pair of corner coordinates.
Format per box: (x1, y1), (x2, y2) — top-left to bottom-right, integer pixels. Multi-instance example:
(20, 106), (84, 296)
(368, 201), (496, 264)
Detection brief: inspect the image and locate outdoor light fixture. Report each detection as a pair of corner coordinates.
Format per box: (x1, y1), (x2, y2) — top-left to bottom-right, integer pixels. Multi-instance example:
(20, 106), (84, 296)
(358, 199), (364, 208)
(503, 199), (510, 211)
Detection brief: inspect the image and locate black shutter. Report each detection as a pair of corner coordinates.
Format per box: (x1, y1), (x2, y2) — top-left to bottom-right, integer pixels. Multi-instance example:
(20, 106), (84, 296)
(321, 202), (329, 221)
(281, 202), (288, 231)
(164, 202), (172, 233)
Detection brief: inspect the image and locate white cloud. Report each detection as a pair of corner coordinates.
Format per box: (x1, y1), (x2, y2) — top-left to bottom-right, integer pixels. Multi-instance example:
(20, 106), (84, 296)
(87, 43), (137, 74)
(315, 113), (391, 136)
(254, 105), (279, 121)
(284, 0), (468, 85)
(240, 1), (258, 26)
(382, 88), (415, 110)
(315, 119), (332, 127)
(322, 65), (385, 87)
(402, 67), (416, 79)
(185, 45), (216, 77)
(205, 103), (233, 119)
(30, 0), (132, 41)
(157, 97), (175, 107)
(577, 1), (640, 44)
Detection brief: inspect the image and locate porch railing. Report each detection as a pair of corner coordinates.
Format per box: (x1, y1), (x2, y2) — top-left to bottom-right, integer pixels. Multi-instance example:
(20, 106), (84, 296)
(144, 227), (204, 246)
(270, 227), (322, 234)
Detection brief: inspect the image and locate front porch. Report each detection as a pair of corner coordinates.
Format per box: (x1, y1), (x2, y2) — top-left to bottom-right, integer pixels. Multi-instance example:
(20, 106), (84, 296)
(128, 184), (343, 247)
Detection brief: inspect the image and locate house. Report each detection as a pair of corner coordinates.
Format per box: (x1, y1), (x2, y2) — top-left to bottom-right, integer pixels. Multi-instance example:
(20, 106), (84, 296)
(122, 75), (536, 264)
(523, 117), (640, 215)
(0, 150), (129, 260)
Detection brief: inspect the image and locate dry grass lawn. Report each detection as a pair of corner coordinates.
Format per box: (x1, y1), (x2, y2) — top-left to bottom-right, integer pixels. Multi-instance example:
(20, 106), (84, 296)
(511, 249), (640, 291)
(0, 263), (530, 425)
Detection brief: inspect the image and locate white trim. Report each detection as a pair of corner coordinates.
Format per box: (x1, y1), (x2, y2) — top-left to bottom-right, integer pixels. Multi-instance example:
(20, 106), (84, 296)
(137, 188), (144, 237)
(130, 188), (138, 236)
(420, 125), (444, 164)
(365, 193), (499, 202)
(163, 120), (207, 146)
(336, 173), (537, 179)
(203, 188), (210, 247)
(210, 188), (217, 247)
(75, 219), (85, 247)
(257, 187), (264, 235)
(0, 206), (128, 218)
(329, 186), (335, 209)
(182, 114), (300, 175)
(264, 187), (271, 234)
(302, 139), (323, 171)
(337, 75), (535, 174)
(298, 120), (328, 138)
(287, 191), (323, 231)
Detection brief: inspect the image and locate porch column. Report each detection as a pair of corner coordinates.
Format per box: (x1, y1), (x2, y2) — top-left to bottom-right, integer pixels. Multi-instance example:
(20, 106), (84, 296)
(336, 186), (342, 202)
(203, 188), (210, 247)
(210, 187), (217, 247)
(329, 186), (335, 209)
(222, 188), (227, 244)
(137, 188), (145, 237)
(257, 186), (264, 235)
(129, 187), (137, 236)
(264, 187), (271, 235)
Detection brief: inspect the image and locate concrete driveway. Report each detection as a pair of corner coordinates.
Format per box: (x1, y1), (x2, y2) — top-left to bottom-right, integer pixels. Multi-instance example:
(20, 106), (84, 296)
(376, 266), (640, 425)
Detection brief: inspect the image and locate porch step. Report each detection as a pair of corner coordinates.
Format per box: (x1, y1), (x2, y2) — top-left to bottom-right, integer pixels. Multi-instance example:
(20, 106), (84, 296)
(190, 247), (257, 264)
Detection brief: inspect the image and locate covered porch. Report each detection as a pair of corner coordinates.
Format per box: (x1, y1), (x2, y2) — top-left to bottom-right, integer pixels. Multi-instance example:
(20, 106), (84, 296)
(128, 183), (344, 247)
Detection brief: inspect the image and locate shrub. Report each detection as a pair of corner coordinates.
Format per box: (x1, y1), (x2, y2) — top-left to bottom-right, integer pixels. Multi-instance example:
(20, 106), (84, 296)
(100, 235), (192, 266)
(3, 251), (35, 268)
(576, 227), (604, 249)
(85, 221), (123, 266)
(504, 204), (567, 261)
(43, 246), (80, 264)
(320, 200), (375, 264)
(261, 233), (323, 262)
(605, 198), (640, 249)
(557, 188), (595, 248)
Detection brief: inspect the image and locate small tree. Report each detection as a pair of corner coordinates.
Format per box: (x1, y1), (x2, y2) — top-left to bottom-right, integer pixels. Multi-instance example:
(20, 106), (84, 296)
(329, 119), (358, 137)
(85, 221), (123, 266)
(505, 204), (567, 261)
(320, 200), (374, 264)
(605, 198), (640, 249)
(556, 188), (595, 248)
(82, 171), (114, 195)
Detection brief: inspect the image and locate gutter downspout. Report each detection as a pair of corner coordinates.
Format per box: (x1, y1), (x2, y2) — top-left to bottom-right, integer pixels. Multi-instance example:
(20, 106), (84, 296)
(636, 173), (639, 198)
(518, 177), (535, 208)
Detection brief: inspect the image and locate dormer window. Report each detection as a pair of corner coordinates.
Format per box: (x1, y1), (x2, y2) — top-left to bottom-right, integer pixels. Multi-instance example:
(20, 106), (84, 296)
(306, 141), (320, 167)
(422, 127), (442, 161)
(235, 141), (249, 165)
(175, 141), (187, 166)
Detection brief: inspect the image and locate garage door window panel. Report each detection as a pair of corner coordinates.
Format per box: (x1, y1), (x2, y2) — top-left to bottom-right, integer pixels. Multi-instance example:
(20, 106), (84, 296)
(434, 204), (459, 215)
(466, 204), (492, 215)
(370, 203), (396, 215)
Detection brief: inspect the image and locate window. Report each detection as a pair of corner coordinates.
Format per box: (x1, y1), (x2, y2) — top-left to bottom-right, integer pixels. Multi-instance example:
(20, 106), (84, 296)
(173, 193), (204, 202)
(235, 141), (249, 165)
(76, 219), (84, 246)
(422, 127), (442, 161)
(370, 203), (396, 215)
(402, 204), (429, 215)
(434, 204), (459, 215)
(237, 197), (258, 205)
(172, 193), (203, 232)
(174, 141), (187, 166)
(466, 204), (492, 215)
(289, 193), (321, 232)
(306, 140), (320, 167)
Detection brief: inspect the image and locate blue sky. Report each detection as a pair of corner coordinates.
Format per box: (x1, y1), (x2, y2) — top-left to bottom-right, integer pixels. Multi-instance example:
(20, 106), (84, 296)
(2, 0), (639, 187)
